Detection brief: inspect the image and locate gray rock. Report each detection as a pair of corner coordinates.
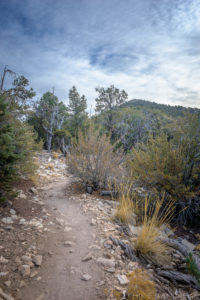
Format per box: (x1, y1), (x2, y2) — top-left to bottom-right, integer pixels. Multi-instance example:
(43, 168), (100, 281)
(81, 273), (92, 281)
(30, 187), (37, 194)
(18, 191), (27, 199)
(90, 219), (96, 226)
(30, 271), (38, 278)
(64, 226), (72, 232)
(181, 239), (195, 251)
(10, 209), (16, 215)
(82, 252), (93, 262)
(19, 218), (26, 225)
(116, 274), (129, 286)
(97, 257), (115, 268)
(4, 280), (11, 287)
(0, 256), (8, 264)
(20, 265), (31, 277)
(0, 272), (8, 277)
(2, 217), (13, 224)
(63, 241), (73, 247)
(105, 267), (116, 273)
(21, 255), (32, 263)
(32, 255), (42, 266)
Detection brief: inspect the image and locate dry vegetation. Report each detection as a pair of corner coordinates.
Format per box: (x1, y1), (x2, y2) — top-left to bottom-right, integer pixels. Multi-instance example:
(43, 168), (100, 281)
(68, 125), (124, 190)
(113, 185), (134, 224)
(133, 195), (174, 264)
(127, 269), (156, 300)
(52, 151), (60, 159)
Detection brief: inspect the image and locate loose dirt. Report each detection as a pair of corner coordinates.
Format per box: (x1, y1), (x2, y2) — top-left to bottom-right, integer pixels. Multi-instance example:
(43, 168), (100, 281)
(20, 180), (106, 300)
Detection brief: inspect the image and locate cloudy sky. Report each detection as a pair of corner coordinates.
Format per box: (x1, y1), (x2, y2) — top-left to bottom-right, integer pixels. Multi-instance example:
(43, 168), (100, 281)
(0, 0), (200, 109)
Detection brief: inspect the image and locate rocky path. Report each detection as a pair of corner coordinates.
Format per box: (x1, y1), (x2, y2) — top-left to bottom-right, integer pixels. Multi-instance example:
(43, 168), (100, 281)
(1, 152), (131, 300)
(1, 152), (200, 300)
(20, 180), (106, 300)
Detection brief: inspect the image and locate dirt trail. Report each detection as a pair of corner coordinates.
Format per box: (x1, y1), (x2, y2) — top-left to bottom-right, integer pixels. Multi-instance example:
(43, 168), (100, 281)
(20, 179), (106, 300)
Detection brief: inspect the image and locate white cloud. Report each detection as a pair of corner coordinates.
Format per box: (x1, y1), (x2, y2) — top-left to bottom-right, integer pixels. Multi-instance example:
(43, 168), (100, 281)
(0, 0), (200, 109)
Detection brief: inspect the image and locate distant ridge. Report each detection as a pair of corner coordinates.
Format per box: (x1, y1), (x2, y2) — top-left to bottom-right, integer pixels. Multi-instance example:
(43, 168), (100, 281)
(120, 99), (200, 117)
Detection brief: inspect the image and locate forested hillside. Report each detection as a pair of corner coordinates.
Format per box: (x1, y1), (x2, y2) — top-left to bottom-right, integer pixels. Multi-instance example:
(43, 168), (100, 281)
(121, 99), (200, 117)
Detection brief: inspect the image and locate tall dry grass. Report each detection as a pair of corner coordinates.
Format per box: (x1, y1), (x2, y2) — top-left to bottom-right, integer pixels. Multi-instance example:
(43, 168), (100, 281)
(113, 183), (135, 224)
(133, 194), (175, 264)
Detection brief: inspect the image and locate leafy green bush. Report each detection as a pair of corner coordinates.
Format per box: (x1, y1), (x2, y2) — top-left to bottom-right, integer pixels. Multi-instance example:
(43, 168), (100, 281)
(128, 127), (200, 225)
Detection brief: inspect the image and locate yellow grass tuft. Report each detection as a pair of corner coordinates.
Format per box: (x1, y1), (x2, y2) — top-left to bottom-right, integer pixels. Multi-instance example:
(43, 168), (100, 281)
(127, 269), (156, 300)
(29, 175), (39, 186)
(134, 195), (175, 264)
(45, 163), (54, 170)
(113, 191), (134, 223)
(52, 151), (59, 159)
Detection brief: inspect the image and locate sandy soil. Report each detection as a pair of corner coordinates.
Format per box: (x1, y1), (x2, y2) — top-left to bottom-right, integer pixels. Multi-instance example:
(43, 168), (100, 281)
(19, 179), (106, 300)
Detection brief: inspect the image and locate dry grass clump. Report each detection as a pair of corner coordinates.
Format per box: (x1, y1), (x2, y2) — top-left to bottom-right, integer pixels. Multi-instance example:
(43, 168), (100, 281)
(67, 125), (124, 190)
(52, 151), (59, 159)
(29, 175), (39, 186)
(134, 195), (174, 264)
(45, 163), (54, 170)
(113, 185), (134, 223)
(127, 269), (156, 300)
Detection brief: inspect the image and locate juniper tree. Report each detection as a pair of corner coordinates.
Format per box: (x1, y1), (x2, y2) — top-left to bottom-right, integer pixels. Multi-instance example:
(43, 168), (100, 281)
(35, 92), (69, 152)
(68, 86), (87, 137)
(95, 85), (128, 133)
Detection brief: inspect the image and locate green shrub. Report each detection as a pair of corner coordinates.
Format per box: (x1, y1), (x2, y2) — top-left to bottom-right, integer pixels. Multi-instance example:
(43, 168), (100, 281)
(186, 253), (200, 285)
(0, 95), (19, 201)
(0, 94), (42, 202)
(128, 131), (200, 225)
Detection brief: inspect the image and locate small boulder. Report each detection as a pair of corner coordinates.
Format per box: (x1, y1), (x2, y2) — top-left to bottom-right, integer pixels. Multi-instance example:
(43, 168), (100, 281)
(82, 252), (93, 262)
(105, 267), (115, 273)
(32, 255), (42, 266)
(181, 239), (195, 252)
(97, 257), (115, 268)
(10, 209), (16, 215)
(21, 255), (32, 263)
(116, 274), (129, 286)
(18, 191), (27, 199)
(81, 273), (92, 281)
(30, 187), (37, 194)
(2, 217), (13, 224)
(0, 256), (8, 264)
(63, 241), (73, 247)
(11, 215), (18, 220)
(19, 218), (26, 225)
(90, 219), (96, 226)
(20, 265), (31, 277)
(4, 280), (11, 287)
(64, 226), (72, 232)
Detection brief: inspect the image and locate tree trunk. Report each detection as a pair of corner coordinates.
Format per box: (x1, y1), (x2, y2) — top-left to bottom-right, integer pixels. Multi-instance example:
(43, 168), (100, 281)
(46, 133), (52, 152)
(60, 136), (66, 154)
